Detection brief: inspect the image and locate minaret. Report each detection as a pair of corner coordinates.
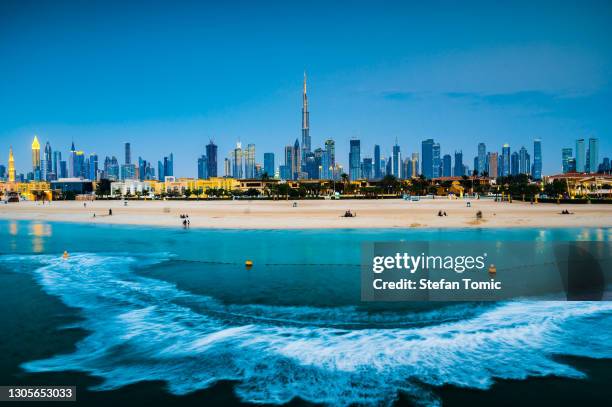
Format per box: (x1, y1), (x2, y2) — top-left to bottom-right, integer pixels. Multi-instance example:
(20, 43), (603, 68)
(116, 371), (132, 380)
(301, 71), (311, 162)
(31, 135), (41, 175)
(8, 147), (16, 183)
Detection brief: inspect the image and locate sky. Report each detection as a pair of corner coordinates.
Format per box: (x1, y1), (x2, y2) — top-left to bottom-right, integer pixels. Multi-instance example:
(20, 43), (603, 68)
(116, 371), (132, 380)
(1, 0), (611, 176)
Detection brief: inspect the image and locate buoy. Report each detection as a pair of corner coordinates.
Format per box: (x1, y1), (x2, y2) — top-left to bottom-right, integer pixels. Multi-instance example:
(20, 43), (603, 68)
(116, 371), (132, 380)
(245, 260), (253, 268)
(63, 251), (69, 259)
(488, 264), (496, 274)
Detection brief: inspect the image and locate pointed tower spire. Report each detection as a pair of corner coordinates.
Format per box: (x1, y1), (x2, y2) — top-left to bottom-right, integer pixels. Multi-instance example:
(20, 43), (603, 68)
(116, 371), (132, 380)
(301, 71), (311, 162)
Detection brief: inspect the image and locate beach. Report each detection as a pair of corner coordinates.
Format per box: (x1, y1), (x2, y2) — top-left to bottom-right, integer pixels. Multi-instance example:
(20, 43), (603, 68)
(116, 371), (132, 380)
(0, 198), (611, 229)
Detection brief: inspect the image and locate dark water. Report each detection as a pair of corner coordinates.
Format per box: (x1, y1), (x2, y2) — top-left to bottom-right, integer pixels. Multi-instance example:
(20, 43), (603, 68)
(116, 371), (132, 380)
(1, 220), (611, 406)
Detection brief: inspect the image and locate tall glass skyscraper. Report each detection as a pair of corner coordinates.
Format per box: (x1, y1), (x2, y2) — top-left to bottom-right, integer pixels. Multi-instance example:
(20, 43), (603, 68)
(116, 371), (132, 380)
(362, 157), (373, 179)
(197, 155), (208, 179)
(263, 153), (275, 177)
(301, 72), (311, 162)
(442, 154), (452, 177)
(206, 141), (218, 178)
(562, 148), (573, 173)
(432, 143), (441, 178)
(519, 146), (530, 175)
(477, 142), (486, 175)
(500, 144), (510, 177)
(421, 139), (434, 179)
(588, 138), (599, 173)
(392, 142), (401, 178)
(373, 144), (381, 179)
(575, 139), (585, 172)
(453, 151), (463, 177)
(244, 143), (256, 179)
(349, 139), (361, 181)
(532, 139), (542, 179)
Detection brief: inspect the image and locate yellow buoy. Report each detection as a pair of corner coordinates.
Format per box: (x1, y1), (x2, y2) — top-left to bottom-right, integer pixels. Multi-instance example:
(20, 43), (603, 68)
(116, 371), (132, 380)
(488, 264), (497, 274)
(245, 260), (253, 268)
(63, 251), (69, 259)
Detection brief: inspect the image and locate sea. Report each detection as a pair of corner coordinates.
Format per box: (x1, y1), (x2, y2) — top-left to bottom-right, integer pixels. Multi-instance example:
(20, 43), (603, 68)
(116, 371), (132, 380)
(1, 220), (611, 406)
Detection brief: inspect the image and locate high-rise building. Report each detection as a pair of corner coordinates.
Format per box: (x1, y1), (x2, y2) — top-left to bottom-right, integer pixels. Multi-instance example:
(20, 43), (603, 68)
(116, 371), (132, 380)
(511, 152), (519, 175)
(487, 152), (499, 178)
(324, 139), (335, 167)
(8, 147), (15, 183)
(562, 148), (573, 173)
(44, 141), (53, 180)
(442, 154), (452, 177)
(206, 141), (218, 178)
(197, 155), (208, 179)
(374, 144), (381, 179)
(477, 142), (487, 175)
(501, 144), (511, 177)
(31, 135), (41, 180)
(432, 143), (441, 178)
(421, 139), (434, 179)
(411, 153), (419, 177)
(244, 143), (256, 178)
(224, 158), (231, 177)
(293, 139), (303, 179)
(588, 138), (599, 174)
(89, 154), (98, 180)
(519, 146), (530, 175)
(104, 156), (119, 180)
(69, 142), (77, 177)
(231, 142), (243, 178)
(392, 141), (401, 178)
(362, 158), (373, 179)
(282, 145), (293, 180)
(263, 153), (275, 177)
(453, 151), (463, 177)
(301, 72), (311, 162)
(124, 142), (131, 165)
(532, 139), (542, 179)
(575, 139), (585, 172)
(349, 139), (361, 180)
(53, 151), (61, 180)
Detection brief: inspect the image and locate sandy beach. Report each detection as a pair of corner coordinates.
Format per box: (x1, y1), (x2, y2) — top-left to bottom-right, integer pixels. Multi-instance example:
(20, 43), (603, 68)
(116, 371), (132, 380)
(1, 198), (611, 229)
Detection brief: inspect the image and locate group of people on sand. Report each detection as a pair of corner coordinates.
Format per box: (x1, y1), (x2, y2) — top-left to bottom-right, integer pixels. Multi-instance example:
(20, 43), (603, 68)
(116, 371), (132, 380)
(343, 210), (356, 218)
(180, 214), (190, 228)
(560, 209), (574, 215)
(437, 210), (448, 217)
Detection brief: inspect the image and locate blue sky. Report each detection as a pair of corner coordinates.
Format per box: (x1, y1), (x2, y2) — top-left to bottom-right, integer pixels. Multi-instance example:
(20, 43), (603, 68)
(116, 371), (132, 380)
(1, 0), (611, 176)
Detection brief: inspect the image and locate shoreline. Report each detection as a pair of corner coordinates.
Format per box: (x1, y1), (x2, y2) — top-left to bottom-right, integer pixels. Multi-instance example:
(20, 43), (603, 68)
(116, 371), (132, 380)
(1, 199), (611, 230)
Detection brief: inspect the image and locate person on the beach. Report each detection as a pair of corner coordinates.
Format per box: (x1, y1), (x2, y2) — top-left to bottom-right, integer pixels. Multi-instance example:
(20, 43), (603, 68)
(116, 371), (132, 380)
(109, 209), (112, 216)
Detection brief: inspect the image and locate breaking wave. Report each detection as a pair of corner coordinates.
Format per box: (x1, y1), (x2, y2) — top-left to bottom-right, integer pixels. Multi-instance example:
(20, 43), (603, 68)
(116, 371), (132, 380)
(3, 253), (612, 406)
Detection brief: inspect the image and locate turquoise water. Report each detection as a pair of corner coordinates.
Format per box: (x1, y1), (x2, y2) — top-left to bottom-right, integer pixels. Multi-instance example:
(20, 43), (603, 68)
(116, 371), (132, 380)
(1, 220), (612, 406)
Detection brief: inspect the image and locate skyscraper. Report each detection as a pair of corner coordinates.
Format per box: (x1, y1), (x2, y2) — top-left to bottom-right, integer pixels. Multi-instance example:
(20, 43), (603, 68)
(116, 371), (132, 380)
(374, 144), (381, 179)
(325, 139), (335, 166)
(124, 142), (131, 165)
(31, 135), (41, 180)
(292, 139), (301, 179)
(245, 143), (256, 178)
(588, 138), (599, 174)
(301, 72), (311, 162)
(263, 153), (275, 177)
(282, 145), (293, 180)
(53, 151), (61, 180)
(562, 148), (573, 173)
(511, 152), (519, 175)
(533, 139), (542, 179)
(432, 143), (441, 178)
(89, 154), (99, 180)
(349, 139), (361, 181)
(501, 144), (511, 177)
(421, 139), (434, 179)
(575, 139), (585, 172)
(392, 141), (401, 178)
(232, 142), (243, 178)
(477, 142), (486, 175)
(197, 155), (208, 179)
(442, 154), (452, 177)
(206, 141), (218, 178)
(453, 151), (463, 177)
(69, 141), (77, 177)
(519, 146), (530, 175)
(8, 147), (15, 183)
(487, 152), (499, 178)
(44, 141), (53, 180)
(362, 158), (373, 179)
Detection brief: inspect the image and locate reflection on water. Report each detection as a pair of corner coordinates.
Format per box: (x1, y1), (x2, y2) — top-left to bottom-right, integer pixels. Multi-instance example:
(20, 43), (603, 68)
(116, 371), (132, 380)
(9, 221), (18, 236)
(29, 222), (52, 253)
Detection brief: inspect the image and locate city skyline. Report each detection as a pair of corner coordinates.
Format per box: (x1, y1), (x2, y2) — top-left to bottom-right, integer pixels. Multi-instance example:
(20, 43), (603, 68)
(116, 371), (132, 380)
(1, 1), (611, 176)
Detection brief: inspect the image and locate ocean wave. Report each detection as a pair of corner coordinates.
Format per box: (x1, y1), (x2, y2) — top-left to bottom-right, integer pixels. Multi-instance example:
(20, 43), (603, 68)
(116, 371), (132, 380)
(2, 253), (612, 406)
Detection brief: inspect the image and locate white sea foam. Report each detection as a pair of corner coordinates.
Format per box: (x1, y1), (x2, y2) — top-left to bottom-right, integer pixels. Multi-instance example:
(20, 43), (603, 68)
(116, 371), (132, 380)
(3, 253), (612, 406)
